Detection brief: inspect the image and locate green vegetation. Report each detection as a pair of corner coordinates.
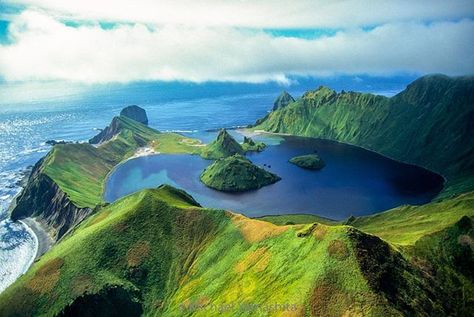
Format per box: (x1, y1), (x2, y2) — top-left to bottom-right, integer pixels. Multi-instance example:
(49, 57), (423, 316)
(272, 91), (295, 111)
(200, 129), (265, 160)
(256, 214), (337, 226)
(350, 191), (474, 245)
(3, 185), (468, 316)
(253, 75), (474, 196)
(200, 154), (281, 192)
(4, 76), (474, 315)
(41, 116), (202, 208)
(200, 129), (243, 159)
(289, 154), (325, 170)
(241, 136), (266, 152)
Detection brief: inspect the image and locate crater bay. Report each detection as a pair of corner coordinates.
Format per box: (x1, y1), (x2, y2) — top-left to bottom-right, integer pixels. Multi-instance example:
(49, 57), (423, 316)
(105, 134), (443, 219)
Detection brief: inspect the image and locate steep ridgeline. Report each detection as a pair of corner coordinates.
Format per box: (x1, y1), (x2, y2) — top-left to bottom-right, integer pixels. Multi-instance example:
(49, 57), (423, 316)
(272, 91), (295, 111)
(2, 185), (473, 316)
(10, 108), (201, 241)
(253, 75), (474, 196)
(201, 129), (265, 159)
(90, 105), (148, 144)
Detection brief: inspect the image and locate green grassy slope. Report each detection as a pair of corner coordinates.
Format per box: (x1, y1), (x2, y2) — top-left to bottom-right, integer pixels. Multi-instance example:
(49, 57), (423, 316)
(253, 75), (474, 196)
(201, 129), (265, 160)
(200, 154), (281, 192)
(3, 185), (465, 316)
(350, 191), (474, 245)
(256, 214), (337, 226)
(201, 129), (244, 159)
(41, 116), (201, 208)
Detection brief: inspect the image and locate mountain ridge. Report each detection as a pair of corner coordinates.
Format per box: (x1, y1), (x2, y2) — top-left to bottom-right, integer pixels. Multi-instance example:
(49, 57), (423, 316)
(253, 74), (474, 197)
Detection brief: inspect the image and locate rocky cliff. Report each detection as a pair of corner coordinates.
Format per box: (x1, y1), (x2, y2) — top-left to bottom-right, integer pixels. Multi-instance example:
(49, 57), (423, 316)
(89, 116), (123, 144)
(120, 105), (148, 125)
(10, 158), (93, 241)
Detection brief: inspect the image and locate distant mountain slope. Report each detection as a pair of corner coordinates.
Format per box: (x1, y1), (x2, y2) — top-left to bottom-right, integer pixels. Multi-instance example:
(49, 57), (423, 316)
(253, 75), (474, 196)
(2, 185), (471, 316)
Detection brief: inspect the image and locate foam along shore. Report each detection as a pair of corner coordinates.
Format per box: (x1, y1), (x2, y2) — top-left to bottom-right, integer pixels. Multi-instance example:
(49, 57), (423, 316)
(132, 147), (158, 158)
(20, 218), (53, 261)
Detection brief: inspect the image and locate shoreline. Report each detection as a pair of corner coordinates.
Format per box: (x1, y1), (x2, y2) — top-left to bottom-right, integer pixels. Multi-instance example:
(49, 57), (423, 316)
(20, 218), (53, 261)
(242, 128), (448, 187)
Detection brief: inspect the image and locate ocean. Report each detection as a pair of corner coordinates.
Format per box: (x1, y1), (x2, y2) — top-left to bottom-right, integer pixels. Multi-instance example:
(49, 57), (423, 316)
(0, 78), (411, 293)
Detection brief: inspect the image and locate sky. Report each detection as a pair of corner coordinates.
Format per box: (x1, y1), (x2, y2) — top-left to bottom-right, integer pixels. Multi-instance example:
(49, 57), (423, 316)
(0, 0), (473, 87)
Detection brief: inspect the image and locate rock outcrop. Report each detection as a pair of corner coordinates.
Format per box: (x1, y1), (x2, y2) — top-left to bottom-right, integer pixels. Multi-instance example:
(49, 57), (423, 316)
(90, 106), (149, 144)
(89, 116), (122, 144)
(120, 105), (148, 125)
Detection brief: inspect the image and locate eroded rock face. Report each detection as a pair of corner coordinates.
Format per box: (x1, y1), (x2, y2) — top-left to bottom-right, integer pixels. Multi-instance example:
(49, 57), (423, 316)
(120, 105), (148, 125)
(89, 116), (122, 144)
(10, 159), (93, 241)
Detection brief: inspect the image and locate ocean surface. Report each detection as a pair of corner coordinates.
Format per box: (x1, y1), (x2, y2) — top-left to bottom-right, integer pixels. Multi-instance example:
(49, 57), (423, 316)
(0, 78), (416, 293)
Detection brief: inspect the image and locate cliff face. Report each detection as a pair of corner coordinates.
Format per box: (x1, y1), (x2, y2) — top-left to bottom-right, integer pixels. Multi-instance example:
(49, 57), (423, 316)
(11, 158), (93, 241)
(89, 116), (122, 144)
(120, 105), (148, 125)
(254, 75), (474, 196)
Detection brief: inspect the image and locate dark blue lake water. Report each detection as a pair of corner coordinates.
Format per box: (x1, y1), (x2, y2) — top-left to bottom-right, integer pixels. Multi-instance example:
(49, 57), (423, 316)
(105, 133), (443, 219)
(0, 78), (424, 292)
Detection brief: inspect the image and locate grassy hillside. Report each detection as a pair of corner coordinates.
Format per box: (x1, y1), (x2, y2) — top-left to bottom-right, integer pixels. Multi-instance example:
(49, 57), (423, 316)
(200, 129), (244, 159)
(201, 129), (265, 160)
(41, 116), (202, 208)
(350, 190), (474, 245)
(200, 154), (281, 192)
(253, 75), (474, 196)
(3, 185), (471, 316)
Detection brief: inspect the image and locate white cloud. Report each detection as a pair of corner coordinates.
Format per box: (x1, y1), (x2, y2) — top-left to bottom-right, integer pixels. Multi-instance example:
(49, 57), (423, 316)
(0, 11), (473, 83)
(3, 0), (474, 28)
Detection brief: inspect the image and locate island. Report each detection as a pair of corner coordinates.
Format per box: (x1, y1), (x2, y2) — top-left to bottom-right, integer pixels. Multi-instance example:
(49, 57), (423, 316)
(200, 154), (281, 191)
(289, 154), (325, 170)
(200, 128), (265, 159)
(1, 75), (473, 317)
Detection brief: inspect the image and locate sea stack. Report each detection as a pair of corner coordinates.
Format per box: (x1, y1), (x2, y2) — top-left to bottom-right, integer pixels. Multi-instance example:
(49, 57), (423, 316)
(120, 105), (149, 125)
